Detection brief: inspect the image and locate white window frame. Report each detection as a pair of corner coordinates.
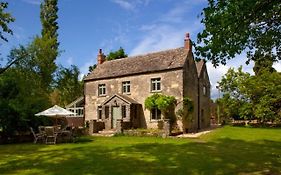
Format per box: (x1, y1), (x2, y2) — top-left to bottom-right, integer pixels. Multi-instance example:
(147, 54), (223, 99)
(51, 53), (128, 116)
(98, 84), (106, 96)
(122, 81), (131, 94)
(151, 78), (161, 92)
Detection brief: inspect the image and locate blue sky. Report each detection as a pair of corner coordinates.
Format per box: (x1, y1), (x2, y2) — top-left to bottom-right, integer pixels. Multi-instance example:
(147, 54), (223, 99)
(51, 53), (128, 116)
(3, 0), (281, 99)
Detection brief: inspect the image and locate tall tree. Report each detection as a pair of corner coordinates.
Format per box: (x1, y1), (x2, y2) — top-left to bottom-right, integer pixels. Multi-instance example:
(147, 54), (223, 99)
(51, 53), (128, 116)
(196, 0), (280, 66)
(36, 0), (59, 89)
(40, 0), (59, 53)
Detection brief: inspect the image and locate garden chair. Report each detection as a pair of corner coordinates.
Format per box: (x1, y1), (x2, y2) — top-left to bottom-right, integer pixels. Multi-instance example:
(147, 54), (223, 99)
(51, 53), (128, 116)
(30, 127), (45, 144)
(45, 126), (58, 144)
(38, 126), (45, 135)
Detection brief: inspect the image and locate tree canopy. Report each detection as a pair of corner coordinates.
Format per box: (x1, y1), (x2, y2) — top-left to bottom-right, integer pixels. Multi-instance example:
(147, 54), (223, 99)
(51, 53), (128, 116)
(218, 67), (281, 122)
(0, 2), (14, 43)
(196, 0), (280, 66)
(106, 47), (128, 61)
(88, 47), (128, 73)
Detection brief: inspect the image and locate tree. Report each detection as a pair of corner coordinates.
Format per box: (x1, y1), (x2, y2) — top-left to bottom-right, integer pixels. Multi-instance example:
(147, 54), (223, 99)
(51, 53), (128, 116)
(40, 0), (59, 53)
(218, 66), (281, 122)
(145, 94), (176, 120)
(54, 65), (83, 106)
(33, 0), (59, 89)
(0, 2), (14, 43)
(0, 45), (52, 139)
(244, 71), (281, 122)
(196, 0), (281, 66)
(88, 47), (128, 73)
(106, 47), (128, 61)
(0, 1), (15, 75)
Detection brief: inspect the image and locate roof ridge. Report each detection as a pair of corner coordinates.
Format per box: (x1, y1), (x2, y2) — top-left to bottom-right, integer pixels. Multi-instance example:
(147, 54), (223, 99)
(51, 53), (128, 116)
(103, 47), (185, 64)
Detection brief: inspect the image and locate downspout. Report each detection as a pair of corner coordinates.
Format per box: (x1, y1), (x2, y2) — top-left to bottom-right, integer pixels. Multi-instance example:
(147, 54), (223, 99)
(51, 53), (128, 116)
(197, 77), (200, 131)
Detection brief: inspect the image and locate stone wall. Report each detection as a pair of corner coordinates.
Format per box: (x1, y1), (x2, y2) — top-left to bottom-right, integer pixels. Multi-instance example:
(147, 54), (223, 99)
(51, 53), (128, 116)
(198, 64), (211, 129)
(84, 69), (184, 129)
(183, 54), (199, 132)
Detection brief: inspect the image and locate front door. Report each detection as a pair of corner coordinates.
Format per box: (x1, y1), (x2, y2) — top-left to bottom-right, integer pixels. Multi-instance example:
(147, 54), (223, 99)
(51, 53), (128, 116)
(112, 107), (122, 128)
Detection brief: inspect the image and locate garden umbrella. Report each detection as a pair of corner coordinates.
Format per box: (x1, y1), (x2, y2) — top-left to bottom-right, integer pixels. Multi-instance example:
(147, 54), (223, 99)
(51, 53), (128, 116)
(35, 105), (76, 125)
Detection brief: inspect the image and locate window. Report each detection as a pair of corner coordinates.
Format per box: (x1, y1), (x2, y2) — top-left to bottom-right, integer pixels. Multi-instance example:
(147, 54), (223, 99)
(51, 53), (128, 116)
(105, 106), (109, 119)
(151, 108), (161, 120)
(98, 106), (102, 119)
(98, 84), (106, 96)
(203, 86), (207, 96)
(121, 105), (126, 118)
(122, 81), (130, 94)
(151, 78), (161, 92)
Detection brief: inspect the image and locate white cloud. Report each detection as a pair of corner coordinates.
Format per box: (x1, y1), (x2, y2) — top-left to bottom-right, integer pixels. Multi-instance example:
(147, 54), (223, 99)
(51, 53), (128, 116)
(111, 0), (151, 11)
(206, 63), (229, 99)
(130, 20), (202, 56)
(273, 61), (281, 72)
(21, 0), (42, 5)
(112, 0), (135, 11)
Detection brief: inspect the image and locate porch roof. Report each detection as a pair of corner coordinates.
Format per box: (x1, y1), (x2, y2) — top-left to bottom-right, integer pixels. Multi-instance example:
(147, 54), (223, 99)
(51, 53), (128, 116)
(101, 94), (139, 106)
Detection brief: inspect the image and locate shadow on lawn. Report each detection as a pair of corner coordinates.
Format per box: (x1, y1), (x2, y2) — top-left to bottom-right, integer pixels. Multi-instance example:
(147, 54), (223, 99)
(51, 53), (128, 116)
(0, 138), (280, 175)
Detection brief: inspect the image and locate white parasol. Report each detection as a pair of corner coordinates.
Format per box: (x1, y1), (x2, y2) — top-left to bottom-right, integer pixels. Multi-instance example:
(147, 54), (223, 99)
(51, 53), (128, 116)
(35, 105), (76, 125)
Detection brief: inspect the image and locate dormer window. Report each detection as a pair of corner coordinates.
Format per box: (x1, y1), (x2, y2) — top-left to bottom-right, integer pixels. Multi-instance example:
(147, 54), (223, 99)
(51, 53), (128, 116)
(98, 84), (106, 96)
(151, 78), (161, 92)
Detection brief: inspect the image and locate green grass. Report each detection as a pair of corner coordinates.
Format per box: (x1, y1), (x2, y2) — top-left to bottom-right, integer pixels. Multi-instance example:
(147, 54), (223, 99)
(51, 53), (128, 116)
(0, 126), (280, 175)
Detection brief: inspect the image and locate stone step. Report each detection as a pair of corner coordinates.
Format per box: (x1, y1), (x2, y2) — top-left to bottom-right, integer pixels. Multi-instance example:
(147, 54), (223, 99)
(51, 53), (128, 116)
(98, 129), (116, 134)
(90, 129), (117, 137)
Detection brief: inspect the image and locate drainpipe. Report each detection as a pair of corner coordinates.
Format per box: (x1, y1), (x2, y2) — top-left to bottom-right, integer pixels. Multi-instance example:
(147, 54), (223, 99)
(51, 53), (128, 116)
(197, 78), (200, 131)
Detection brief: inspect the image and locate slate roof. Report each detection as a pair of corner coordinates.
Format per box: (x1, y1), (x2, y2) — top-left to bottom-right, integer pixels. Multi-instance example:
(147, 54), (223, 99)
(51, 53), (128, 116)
(195, 60), (204, 77)
(84, 47), (189, 81)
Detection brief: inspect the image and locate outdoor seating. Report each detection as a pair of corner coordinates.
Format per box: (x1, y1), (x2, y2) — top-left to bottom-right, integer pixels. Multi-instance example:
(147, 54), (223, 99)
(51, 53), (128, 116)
(45, 126), (57, 144)
(38, 126), (45, 135)
(30, 127), (45, 144)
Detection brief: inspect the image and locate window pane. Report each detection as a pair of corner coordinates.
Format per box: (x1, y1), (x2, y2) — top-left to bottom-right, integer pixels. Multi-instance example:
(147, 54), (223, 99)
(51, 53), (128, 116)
(122, 106), (126, 118)
(105, 106), (109, 119)
(151, 78), (161, 91)
(127, 85), (130, 93)
(157, 82), (161, 91)
(98, 107), (102, 119)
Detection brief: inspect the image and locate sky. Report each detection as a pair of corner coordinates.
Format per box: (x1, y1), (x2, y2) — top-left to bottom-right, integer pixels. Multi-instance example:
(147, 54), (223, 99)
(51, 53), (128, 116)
(2, 0), (281, 99)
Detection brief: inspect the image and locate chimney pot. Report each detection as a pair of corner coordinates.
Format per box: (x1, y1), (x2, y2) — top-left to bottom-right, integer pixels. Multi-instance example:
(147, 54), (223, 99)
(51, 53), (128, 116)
(184, 32), (192, 52)
(97, 48), (105, 64)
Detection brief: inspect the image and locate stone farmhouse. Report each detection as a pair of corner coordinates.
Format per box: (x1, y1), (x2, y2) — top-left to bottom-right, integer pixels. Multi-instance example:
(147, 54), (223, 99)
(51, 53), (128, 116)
(84, 33), (210, 133)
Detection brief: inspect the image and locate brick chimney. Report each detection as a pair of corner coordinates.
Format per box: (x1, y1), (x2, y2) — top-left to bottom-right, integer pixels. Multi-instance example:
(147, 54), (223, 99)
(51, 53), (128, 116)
(184, 32), (192, 52)
(97, 49), (106, 64)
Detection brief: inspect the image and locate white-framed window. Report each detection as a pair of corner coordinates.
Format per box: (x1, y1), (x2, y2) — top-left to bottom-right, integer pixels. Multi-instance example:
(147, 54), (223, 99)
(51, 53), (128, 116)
(151, 108), (161, 120)
(122, 81), (130, 94)
(151, 78), (161, 92)
(203, 86), (207, 96)
(98, 84), (106, 96)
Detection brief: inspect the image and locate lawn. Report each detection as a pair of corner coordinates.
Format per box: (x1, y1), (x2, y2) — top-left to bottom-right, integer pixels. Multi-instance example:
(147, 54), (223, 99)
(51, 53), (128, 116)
(0, 126), (280, 175)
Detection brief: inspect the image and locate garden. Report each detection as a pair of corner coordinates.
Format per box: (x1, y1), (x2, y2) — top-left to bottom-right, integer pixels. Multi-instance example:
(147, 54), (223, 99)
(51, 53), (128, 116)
(0, 126), (280, 175)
